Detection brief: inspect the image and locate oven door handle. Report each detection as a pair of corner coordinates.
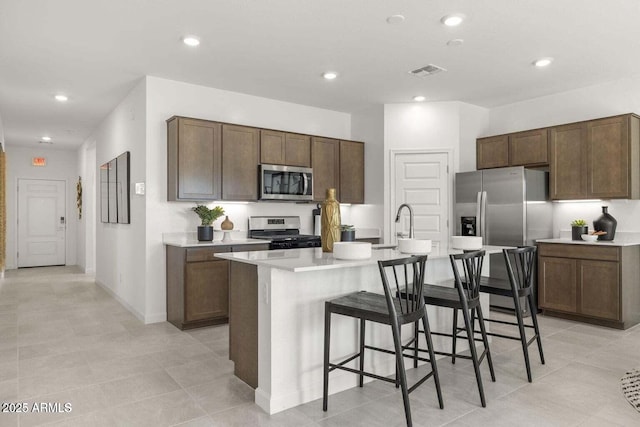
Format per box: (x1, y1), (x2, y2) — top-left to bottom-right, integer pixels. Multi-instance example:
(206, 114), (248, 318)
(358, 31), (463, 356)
(302, 173), (309, 196)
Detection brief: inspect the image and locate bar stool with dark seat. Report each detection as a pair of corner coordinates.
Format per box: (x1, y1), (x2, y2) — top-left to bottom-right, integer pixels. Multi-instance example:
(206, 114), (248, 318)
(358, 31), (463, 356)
(475, 246), (544, 382)
(412, 250), (495, 407)
(323, 255), (443, 427)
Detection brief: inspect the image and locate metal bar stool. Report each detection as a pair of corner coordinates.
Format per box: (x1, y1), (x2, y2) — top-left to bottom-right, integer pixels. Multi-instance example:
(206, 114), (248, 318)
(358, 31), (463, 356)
(411, 250), (495, 407)
(323, 255), (443, 427)
(475, 246), (545, 382)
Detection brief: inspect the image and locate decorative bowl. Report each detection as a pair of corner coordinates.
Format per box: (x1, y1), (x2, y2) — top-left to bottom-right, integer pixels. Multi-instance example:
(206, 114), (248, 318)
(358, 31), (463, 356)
(397, 238), (432, 254)
(581, 234), (599, 242)
(333, 242), (372, 260)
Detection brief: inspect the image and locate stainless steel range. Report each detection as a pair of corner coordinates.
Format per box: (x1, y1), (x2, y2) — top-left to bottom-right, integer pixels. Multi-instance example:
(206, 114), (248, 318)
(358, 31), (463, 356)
(249, 216), (321, 250)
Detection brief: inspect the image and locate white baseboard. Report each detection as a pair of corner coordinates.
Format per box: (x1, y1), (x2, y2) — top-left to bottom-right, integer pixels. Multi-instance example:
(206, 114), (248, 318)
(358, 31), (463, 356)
(144, 312), (167, 324)
(95, 279), (146, 323)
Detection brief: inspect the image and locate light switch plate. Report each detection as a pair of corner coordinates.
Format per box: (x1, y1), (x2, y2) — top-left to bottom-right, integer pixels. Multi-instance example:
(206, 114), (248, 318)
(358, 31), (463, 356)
(135, 182), (145, 195)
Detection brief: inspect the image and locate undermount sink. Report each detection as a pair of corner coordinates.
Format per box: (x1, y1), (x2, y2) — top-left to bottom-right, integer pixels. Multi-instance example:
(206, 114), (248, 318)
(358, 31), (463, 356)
(397, 238), (432, 254)
(333, 242), (372, 260)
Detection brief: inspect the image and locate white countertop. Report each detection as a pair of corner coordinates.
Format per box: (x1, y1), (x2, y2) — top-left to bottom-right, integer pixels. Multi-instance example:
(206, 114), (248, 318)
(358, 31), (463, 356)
(536, 237), (640, 247)
(215, 245), (509, 273)
(163, 236), (268, 248)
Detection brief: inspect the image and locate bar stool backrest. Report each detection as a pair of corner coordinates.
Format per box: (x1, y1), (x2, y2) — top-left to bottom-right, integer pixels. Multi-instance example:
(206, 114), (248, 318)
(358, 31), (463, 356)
(450, 250), (485, 303)
(377, 255), (428, 324)
(503, 246), (537, 291)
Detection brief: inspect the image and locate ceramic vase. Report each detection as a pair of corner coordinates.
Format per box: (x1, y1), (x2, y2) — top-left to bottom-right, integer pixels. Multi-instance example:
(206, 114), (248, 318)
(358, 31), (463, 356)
(340, 229), (355, 242)
(197, 225), (214, 241)
(221, 216), (234, 230)
(321, 188), (341, 252)
(593, 206), (617, 241)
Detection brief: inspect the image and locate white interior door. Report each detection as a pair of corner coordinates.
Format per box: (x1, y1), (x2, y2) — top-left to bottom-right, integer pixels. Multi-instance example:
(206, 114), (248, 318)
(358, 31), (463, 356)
(392, 152), (450, 252)
(18, 179), (66, 267)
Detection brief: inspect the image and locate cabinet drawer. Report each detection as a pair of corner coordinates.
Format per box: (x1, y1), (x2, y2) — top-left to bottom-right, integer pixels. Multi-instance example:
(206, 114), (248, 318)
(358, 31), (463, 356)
(538, 243), (619, 262)
(186, 246), (232, 262)
(231, 243), (270, 252)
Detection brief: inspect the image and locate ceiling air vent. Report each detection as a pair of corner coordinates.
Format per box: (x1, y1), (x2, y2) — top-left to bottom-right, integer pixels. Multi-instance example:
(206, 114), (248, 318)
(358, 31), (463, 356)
(409, 64), (447, 77)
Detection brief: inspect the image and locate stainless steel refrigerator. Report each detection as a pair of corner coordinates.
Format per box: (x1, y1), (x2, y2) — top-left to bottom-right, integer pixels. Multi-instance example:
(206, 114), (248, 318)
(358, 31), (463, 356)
(454, 166), (553, 315)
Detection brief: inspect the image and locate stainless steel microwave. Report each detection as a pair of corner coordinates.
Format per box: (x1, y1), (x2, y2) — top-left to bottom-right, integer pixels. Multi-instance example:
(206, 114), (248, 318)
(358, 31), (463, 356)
(260, 164), (313, 201)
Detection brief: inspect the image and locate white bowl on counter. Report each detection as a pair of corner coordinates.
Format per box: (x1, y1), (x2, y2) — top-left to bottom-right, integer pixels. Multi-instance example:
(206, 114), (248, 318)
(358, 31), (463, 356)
(581, 234), (599, 242)
(451, 236), (483, 250)
(333, 242), (372, 260)
(397, 238), (432, 254)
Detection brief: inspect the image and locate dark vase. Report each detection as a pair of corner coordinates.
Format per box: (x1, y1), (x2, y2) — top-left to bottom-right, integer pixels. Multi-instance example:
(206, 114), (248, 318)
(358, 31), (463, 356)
(340, 230), (355, 242)
(197, 225), (214, 241)
(593, 206), (617, 241)
(571, 226), (588, 241)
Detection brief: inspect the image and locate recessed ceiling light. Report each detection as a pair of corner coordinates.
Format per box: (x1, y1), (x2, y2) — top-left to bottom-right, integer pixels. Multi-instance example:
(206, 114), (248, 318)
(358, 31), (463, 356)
(386, 15), (405, 25)
(441, 14), (465, 27)
(182, 36), (200, 47)
(41, 136), (51, 142)
(54, 94), (68, 102)
(323, 71), (338, 80)
(533, 57), (554, 67)
(413, 96), (426, 102)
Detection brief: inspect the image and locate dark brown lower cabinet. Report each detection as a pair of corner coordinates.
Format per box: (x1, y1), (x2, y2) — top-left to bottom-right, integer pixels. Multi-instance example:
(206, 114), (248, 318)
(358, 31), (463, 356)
(166, 243), (269, 330)
(538, 243), (640, 329)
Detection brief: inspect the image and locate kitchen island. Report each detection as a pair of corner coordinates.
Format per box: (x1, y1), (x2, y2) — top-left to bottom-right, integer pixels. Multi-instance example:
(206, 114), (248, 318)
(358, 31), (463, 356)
(216, 245), (509, 414)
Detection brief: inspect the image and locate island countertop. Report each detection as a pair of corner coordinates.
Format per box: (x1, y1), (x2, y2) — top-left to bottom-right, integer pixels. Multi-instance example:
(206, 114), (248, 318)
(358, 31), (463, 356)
(215, 245), (508, 272)
(536, 237), (640, 247)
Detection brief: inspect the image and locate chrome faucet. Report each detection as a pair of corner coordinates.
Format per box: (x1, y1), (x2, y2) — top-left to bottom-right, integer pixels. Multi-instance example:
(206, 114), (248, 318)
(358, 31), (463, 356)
(395, 203), (414, 239)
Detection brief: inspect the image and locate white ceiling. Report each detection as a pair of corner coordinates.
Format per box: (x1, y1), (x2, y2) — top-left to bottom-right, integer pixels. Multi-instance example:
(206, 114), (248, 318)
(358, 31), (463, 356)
(2, 0), (640, 149)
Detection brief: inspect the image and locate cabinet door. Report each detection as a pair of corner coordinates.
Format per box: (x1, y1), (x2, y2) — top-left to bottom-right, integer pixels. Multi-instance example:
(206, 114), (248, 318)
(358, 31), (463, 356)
(222, 124), (260, 200)
(339, 140), (364, 204)
(284, 133), (311, 167)
(185, 260), (229, 322)
(549, 122), (587, 200)
(579, 260), (620, 320)
(260, 130), (285, 165)
(477, 135), (509, 169)
(509, 129), (549, 166)
(587, 115), (630, 198)
(167, 118), (222, 201)
(538, 256), (577, 313)
(312, 137), (340, 201)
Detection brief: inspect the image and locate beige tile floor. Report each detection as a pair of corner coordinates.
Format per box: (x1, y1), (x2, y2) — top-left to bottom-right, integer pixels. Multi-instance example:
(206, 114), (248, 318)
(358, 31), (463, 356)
(0, 266), (639, 426)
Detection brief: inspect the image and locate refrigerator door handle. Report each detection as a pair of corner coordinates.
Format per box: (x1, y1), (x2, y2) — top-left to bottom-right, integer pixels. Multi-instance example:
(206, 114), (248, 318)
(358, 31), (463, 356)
(480, 191), (487, 241)
(476, 192), (482, 237)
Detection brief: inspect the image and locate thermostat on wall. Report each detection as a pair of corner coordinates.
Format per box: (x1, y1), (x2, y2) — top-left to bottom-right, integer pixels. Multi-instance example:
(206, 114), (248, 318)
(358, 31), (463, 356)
(135, 182), (145, 195)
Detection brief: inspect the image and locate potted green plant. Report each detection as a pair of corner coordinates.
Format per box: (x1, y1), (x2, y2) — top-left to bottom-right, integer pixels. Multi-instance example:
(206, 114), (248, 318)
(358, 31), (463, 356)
(570, 219), (588, 241)
(192, 204), (225, 241)
(340, 224), (355, 242)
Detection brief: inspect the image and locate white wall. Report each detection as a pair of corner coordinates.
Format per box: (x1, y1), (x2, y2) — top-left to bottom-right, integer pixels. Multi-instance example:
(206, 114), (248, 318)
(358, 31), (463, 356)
(4, 145), (78, 269)
(487, 75), (640, 235)
(349, 105), (384, 232)
(76, 140), (96, 273)
(89, 79), (147, 320)
(382, 102), (489, 243)
(144, 76), (351, 323)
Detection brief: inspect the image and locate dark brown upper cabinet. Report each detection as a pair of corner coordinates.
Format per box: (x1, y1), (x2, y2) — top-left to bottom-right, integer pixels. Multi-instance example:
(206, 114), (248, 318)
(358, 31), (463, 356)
(476, 135), (509, 169)
(339, 140), (365, 204)
(550, 114), (639, 200)
(260, 130), (311, 167)
(509, 128), (549, 166)
(312, 137), (340, 202)
(477, 129), (549, 170)
(222, 124), (260, 201)
(167, 117), (222, 201)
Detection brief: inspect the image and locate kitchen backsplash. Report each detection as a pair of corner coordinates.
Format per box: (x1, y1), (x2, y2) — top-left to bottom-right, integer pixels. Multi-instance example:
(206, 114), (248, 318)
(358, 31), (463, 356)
(554, 199), (640, 236)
